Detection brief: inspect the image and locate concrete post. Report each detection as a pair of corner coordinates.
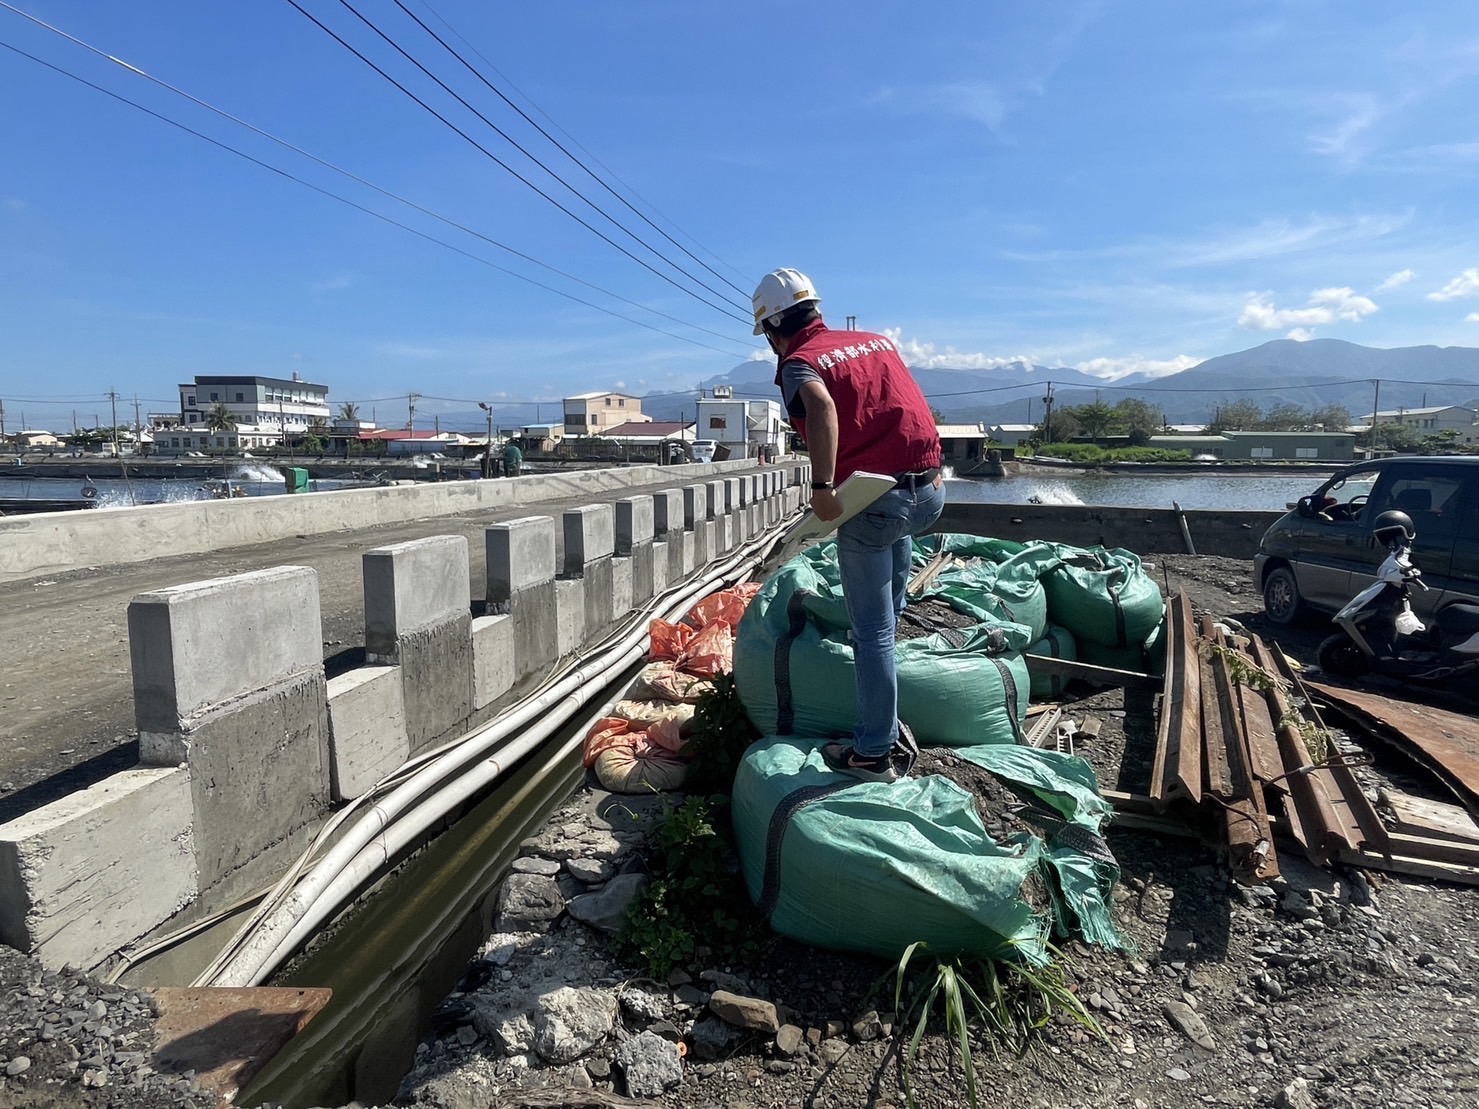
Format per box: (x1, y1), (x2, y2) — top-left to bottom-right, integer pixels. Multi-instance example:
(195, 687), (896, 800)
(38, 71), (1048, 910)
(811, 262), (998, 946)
(563, 504), (616, 641)
(128, 565), (329, 895)
(682, 484), (708, 571)
(364, 535), (473, 756)
(615, 496), (655, 607)
(654, 488), (686, 586)
(486, 516), (557, 680)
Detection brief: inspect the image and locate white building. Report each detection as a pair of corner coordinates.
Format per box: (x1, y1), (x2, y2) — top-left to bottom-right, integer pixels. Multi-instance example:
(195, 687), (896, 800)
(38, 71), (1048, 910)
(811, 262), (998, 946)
(177, 374), (331, 434)
(563, 391), (651, 434)
(157, 422), (284, 453)
(695, 387), (786, 459)
(1360, 405), (1479, 445)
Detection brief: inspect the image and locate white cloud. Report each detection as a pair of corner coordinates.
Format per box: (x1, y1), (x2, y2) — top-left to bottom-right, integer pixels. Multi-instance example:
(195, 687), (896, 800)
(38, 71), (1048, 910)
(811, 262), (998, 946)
(312, 273), (354, 293)
(1376, 269), (1415, 292)
(1286, 328), (1315, 341)
(1467, 312), (1479, 323)
(1238, 287), (1379, 332)
(3, 198), (23, 211)
(613, 380), (627, 389)
(883, 329), (1034, 370)
(1073, 355), (1202, 381)
(1428, 268), (1479, 301)
(1309, 95), (1383, 165)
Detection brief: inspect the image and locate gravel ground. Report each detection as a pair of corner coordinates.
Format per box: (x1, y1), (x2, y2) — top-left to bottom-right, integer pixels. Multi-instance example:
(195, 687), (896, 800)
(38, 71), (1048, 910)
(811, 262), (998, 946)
(5, 552), (1478, 1109)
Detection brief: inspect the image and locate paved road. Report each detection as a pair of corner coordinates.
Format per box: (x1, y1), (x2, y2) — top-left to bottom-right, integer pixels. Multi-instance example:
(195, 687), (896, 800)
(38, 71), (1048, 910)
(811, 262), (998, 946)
(0, 471), (762, 822)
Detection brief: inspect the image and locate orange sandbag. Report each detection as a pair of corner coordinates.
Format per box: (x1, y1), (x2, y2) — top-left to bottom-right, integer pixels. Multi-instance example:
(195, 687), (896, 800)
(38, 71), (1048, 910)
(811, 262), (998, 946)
(632, 661), (712, 703)
(648, 619), (695, 661)
(687, 582), (761, 631)
(582, 717), (634, 768)
(593, 745), (688, 793)
(614, 699), (696, 750)
(680, 622), (734, 678)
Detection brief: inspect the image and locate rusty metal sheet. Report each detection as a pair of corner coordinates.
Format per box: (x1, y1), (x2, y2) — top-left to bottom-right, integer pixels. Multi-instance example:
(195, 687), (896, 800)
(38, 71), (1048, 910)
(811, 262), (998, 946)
(1304, 680), (1479, 811)
(1151, 590), (1202, 807)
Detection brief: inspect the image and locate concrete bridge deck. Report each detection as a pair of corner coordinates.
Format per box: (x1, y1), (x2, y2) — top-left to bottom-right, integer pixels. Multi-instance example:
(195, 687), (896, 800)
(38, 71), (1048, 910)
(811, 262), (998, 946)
(0, 462), (764, 822)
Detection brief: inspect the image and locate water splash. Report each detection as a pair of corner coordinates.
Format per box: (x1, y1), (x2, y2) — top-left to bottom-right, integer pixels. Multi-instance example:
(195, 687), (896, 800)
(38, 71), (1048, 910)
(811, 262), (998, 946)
(231, 463), (286, 482)
(1024, 481), (1084, 506)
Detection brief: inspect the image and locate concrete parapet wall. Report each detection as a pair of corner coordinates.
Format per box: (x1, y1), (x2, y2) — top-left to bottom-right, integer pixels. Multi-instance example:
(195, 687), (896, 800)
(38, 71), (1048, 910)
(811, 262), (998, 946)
(934, 502), (1283, 560)
(0, 460), (755, 584)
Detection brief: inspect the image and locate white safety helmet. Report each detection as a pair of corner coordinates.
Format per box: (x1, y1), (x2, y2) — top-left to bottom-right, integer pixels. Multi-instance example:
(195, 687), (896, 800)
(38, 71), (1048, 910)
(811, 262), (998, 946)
(751, 268), (821, 335)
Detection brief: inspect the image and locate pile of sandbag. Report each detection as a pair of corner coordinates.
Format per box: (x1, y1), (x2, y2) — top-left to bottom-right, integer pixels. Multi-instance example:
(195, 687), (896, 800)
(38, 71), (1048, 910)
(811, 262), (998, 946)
(581, 582), (760, 792)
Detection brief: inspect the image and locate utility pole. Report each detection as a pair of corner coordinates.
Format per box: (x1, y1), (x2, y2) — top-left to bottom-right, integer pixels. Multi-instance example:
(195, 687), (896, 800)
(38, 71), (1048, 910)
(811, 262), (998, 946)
(479, 402), (494, 478)
(1041, 382), (1055, 443)
(1371, 379), (1381, 456)
(0, 398), (6, 440)
(846, 315), (857, 330)
(108, 390), (120, 456)
(408, 392), (421, 433)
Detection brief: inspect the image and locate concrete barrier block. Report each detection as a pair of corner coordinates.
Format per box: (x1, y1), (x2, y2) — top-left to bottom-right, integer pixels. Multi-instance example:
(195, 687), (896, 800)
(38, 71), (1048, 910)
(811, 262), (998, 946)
(0, 767), (195, 971)
(129, 566), (323, 734)
(487, 519), (557, 679)
(564, 506), (615, 635)
(487, 516), (556, 605)
(717, 515), (736, 553)
(681, 532), (697, 574)
(651, 541), (670, 595)
(175, 680), (331, 891)
(364, 535), (471, 660)
(471, 614), (516, 710)
(682, 484), (707, 529)
(364, 536), (473, 753)
(615, 497), (655, 555)
(327, 666), (408, 802)
(736, 476), (751, 507)
(653, 489), (684, 538)
(707, 480), (727, 517)
(555, 579), (584, 656)
(612, 556), (634, 619)
(562, 505), (615, 577)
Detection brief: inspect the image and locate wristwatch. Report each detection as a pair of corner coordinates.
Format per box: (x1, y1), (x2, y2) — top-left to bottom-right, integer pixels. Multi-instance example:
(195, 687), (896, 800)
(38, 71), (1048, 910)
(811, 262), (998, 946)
(810, 480), (834, 490)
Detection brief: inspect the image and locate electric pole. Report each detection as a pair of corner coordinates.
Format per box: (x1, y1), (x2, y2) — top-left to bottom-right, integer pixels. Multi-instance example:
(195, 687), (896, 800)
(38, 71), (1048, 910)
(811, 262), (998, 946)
(1371, 379), (1381, 456)
(1042, 382), (1055, 443)
(0, 398), (6, 440)
(108, 390), (120, 456)
(408, 392), (421, 433)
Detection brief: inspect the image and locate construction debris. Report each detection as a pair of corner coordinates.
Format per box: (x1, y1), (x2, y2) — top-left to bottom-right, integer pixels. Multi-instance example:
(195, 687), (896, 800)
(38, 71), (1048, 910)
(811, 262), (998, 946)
(1134, 589), (1479, 887)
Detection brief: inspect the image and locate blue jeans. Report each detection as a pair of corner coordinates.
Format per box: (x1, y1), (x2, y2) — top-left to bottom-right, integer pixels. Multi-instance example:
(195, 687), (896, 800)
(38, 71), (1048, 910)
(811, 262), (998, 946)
(835, 479), (945, 758)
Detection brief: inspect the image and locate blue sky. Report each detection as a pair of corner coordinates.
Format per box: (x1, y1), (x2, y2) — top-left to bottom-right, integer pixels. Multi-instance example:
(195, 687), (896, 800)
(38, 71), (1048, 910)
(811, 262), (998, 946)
(4, 1), (1479, 432)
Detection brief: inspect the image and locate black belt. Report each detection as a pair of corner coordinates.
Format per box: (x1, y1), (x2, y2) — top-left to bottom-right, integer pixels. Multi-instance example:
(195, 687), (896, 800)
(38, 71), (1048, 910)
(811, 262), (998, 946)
(893, 467), (939, 489)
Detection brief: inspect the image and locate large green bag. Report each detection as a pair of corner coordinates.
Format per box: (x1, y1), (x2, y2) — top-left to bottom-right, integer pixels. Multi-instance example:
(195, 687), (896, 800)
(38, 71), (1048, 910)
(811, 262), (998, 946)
(732, 736), (1123, 961)
(1037, 544), (1164, 649)
(733, 541), (1031, 746)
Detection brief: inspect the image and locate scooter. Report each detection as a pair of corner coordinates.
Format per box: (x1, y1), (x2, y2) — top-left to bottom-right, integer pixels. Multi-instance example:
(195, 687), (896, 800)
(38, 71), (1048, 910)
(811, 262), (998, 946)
(1317, 509), (1479, 683)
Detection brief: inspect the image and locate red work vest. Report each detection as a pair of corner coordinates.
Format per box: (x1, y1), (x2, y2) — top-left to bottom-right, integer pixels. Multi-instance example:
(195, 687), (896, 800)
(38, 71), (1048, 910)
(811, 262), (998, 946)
(776, 320), (941, 483)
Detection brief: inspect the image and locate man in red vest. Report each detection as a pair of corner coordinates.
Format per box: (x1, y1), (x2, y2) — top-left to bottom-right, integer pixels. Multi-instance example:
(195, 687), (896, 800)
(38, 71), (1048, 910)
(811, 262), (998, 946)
(754, 267), (944, 783)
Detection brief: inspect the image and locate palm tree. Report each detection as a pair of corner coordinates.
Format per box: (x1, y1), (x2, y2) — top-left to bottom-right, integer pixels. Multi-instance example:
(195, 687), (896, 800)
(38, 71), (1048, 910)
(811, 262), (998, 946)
(205, 403), (237, 432)
(338, 402), (360, 423)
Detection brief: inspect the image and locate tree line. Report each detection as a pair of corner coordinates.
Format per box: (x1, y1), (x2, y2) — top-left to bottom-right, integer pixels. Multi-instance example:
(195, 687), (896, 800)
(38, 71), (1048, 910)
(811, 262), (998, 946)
(1036, 398), (1354, 445)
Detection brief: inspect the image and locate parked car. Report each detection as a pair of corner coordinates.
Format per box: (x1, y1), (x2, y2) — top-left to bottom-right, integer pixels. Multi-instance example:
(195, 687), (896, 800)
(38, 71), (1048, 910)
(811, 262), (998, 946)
(690, 440), (718, 463)
(1255, 456), (1479, 625)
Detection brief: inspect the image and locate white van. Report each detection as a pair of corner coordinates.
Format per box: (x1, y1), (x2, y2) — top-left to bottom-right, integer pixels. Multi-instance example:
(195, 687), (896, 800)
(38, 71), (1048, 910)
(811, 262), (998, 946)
(690, 440), (718, 463)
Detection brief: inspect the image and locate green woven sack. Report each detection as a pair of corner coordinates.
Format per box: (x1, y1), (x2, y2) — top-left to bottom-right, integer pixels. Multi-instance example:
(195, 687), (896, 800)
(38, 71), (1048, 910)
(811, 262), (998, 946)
(1025, 624), (1077, 699)
(1041, 545), (1164, 649)
(732, 736), (1123, 961)
(733, 542), (1031, 746)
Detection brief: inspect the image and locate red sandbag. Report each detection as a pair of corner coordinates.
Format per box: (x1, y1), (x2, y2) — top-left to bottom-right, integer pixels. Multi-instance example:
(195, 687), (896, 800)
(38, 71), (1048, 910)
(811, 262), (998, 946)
(680, 622), (734, 678)
(648, 619), (694, 661)
(687, 582), (761, 631)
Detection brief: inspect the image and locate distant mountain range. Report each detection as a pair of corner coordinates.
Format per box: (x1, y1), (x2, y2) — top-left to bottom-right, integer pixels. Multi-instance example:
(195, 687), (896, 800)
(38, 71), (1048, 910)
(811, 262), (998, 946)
(635, 339), (1479, 427)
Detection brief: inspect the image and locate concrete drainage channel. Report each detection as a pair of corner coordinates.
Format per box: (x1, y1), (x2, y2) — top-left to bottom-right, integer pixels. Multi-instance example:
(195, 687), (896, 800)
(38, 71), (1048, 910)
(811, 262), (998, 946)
(115, 528), (782, 1107)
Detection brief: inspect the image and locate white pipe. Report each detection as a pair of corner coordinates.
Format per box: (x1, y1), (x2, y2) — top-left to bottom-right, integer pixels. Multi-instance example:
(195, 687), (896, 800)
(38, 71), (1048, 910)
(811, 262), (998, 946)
(205, 529), (780, 987)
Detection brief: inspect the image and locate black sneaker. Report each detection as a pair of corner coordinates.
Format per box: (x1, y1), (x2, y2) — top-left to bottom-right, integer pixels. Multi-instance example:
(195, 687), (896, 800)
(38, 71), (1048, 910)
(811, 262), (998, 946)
(821, 743), (901, 784)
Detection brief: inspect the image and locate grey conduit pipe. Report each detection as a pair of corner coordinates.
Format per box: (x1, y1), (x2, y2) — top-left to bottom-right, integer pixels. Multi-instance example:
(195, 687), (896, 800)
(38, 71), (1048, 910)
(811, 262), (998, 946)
(201, 525), (786, 988)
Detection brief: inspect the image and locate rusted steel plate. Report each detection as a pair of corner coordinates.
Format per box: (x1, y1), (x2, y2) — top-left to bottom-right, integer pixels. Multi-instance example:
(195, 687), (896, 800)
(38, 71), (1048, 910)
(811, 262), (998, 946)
(150, 986), (332, 1105)
(1305, 680), (1479, 812)
(1200, 617), (1234, 800)
(1249, 636), (1362, 863)
(1151, 590), (1202, 807)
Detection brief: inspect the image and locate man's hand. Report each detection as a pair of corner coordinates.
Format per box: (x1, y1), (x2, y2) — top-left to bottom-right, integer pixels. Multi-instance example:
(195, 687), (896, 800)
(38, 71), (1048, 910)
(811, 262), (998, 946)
(811, 487), (843, 522)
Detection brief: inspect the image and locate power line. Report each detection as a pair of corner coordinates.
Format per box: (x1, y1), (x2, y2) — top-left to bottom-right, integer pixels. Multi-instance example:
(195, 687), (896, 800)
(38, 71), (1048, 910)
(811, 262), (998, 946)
(394, 0), (749, 297)
(283, 0), (751, 325)
(0, 37), (755, 360)
(0, 1), (753, 351)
